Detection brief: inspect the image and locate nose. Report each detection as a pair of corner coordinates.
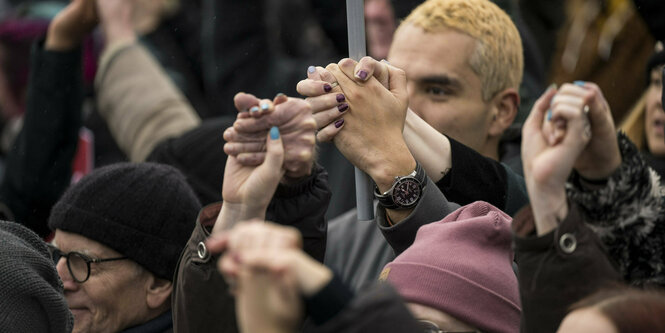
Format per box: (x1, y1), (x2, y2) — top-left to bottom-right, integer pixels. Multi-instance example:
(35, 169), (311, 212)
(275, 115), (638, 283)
(55, 257), (78, 290)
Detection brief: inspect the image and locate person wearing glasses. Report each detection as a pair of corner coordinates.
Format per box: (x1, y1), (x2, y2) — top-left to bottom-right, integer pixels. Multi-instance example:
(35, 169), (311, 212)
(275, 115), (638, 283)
(46, 162), (201, 333)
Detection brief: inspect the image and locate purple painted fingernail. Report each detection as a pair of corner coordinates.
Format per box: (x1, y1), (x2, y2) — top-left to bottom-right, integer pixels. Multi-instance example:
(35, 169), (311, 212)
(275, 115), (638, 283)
(336, 94), (345, 103)
(324, 83), (332, 92)
(356, 70), (368, 80)
(334, 119), (345, 128)
(338, 103), (348, 112)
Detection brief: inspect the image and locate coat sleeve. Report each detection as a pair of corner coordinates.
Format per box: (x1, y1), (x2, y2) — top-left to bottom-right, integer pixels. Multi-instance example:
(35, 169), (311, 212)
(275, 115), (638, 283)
(0, 40), (82, 237)
(436, 137), (528, 216)
(303, 282), (422, 333)
(512, 202), (622, 333)
(567, 133), (665, 288)
(172, 166), (331, 333)
(375, 177), (460, 255)
(95, 40), (200, 162)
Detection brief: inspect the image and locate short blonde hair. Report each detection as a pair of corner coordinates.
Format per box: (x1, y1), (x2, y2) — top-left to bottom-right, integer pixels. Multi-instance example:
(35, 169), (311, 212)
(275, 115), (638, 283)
(400, 0), (523, 101)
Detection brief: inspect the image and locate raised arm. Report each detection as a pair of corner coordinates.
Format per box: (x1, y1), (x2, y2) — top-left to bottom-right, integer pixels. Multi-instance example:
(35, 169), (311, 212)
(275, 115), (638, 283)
(94, 0), (200, 162)
(0, 0), (96, 236)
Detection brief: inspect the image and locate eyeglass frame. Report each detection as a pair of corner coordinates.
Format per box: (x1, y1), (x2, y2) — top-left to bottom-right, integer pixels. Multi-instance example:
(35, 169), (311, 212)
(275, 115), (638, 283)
(418, 319), (481, 333)
(47, 243), (130, 283)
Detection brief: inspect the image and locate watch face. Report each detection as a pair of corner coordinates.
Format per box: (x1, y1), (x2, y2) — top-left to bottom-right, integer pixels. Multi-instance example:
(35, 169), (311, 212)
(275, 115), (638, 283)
(392, 179), (422, 207)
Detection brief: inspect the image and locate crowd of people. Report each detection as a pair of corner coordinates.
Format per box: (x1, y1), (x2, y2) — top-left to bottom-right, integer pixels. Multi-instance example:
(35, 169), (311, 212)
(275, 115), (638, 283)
(1, 0), (665, 332)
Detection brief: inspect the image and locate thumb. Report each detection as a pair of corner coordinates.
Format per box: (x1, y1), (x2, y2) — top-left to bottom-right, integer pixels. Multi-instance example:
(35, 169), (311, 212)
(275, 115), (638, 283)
(257, 127), (285, 178)
(234, 92), (260, 113)
(524, 85), (557, 134)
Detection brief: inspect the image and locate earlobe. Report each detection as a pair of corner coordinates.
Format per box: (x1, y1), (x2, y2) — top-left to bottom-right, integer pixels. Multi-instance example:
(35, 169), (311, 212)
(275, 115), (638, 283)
(488, 88), (519, 136)
(145, 275), (173, 309)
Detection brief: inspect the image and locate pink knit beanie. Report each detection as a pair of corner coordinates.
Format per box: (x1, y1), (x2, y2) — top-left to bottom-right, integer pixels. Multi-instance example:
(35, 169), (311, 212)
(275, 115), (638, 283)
(381, 201), (521, 333)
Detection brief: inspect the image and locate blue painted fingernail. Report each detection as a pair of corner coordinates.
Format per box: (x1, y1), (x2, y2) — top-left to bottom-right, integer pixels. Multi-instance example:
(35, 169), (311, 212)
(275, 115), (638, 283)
(546, 109), (552, 121)
(356, 70), (368, 80)
(381, 59), (390, 65)
(249, 106), (259, 113)
(574, 80), (585, 86)
(334, 119), (345, 128)
(261, 103), (269, 111)
(307, 66), (316, 74)
(270, 126), (280, 140)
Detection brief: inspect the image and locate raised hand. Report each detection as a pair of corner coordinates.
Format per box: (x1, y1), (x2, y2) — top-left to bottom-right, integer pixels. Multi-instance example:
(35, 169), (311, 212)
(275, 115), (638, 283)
(95, 0), (136, 44)
(522, 85), (592, 235)
(223, 93), (316, 180)
(323, 58), (412, 192)
(214, 126), (285, 232)
(46, 0), (98, 51)
(207, 220), (332, 333)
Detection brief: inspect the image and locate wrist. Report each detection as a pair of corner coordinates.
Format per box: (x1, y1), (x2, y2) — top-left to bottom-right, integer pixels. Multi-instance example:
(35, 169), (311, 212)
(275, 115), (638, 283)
(103, 24), (137, 45)
(212, 202), (267, 234)
(526, 181), (568, 236)
(45, 30), (80, 51)
(368, 145), (416, 193)
(295, 252), (333, 297)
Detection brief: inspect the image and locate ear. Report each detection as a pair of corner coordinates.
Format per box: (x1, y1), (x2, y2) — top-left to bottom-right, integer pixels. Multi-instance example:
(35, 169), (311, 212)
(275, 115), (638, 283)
(487, 88), (519, 137)
(145, 274), (173, 310)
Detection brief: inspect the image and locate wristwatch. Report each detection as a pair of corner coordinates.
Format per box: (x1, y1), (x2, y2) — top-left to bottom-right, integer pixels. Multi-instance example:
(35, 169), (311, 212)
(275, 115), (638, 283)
(374, 162), (426, 210)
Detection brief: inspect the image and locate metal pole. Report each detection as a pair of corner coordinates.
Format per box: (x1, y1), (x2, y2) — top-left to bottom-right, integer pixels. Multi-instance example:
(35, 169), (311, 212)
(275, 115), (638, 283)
(346, 0), (374, 221)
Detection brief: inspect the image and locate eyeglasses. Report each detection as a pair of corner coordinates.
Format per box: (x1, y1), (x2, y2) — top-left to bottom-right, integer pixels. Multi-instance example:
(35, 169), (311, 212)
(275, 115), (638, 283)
(419, 320), (480, 333)
(47, 244), (129, 283)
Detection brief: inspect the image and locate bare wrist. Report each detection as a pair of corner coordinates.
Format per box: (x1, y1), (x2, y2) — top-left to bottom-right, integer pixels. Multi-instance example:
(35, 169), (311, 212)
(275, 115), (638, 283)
(212, 202), (267, 234)
(368, 147), (416, 193)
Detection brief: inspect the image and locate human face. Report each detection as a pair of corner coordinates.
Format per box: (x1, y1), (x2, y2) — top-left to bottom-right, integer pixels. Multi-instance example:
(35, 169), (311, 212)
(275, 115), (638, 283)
(388, 24), (493, 154)
(407, 302), (478, 332)
(52, 230), (151, 333)
(645, 67), (665, 155)
(557, 308), (618, 333)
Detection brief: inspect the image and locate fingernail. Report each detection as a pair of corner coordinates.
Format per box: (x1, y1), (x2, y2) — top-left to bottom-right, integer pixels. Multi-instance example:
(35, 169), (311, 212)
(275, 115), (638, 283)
(260, 103), (270, 111)
(356, 70), (368, 80)
(547, 83), (557, 91)
(574, 80), (585, 87)
(249, 106), (259, 113)
(324, 83), (332, 93)
(307, 65), (316, 74)
(381, 59), (390, 65)
(546, 109), (552, 121)
(334, 119), (345, 128)
(275, 92), (286, 98)
(338, 103), (349, 112)
(336, 94), (345, 103)
(270, 126), (280, 140)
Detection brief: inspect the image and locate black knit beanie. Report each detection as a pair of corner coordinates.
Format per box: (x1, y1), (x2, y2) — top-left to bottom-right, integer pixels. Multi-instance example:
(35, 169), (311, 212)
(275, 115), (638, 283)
(0, 220), (73, 333)
(48, 162), (201, 281)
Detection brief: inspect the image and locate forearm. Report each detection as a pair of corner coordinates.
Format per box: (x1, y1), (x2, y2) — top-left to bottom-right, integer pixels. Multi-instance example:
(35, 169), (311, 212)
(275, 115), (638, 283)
(267, 164), (331, 262)
(403, 109), (452, 182)
(376, 178), (460, 255)
(0, 40), (82, 236)
(567, 133), (665, 286)
(513, 203), (621, 333)
(95, 41), (200, 161)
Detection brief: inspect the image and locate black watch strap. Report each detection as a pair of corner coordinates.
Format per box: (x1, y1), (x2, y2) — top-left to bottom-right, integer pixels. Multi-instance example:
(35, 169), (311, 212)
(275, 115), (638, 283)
(374, 162), (426, 210)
